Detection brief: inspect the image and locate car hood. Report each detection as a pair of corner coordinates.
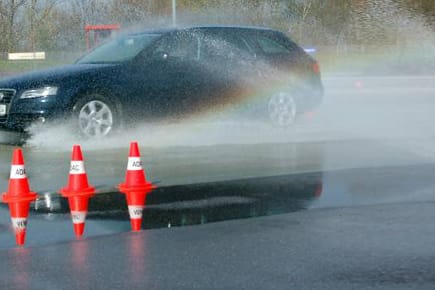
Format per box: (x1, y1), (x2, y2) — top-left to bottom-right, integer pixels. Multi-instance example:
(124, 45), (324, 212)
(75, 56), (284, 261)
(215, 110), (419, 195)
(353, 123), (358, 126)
(0, 63), (121, 90)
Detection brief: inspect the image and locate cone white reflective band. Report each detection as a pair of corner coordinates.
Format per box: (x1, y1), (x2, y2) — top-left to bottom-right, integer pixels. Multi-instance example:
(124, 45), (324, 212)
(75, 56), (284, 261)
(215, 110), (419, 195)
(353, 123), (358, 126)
(70, 161), (85, 174)
(10, 165), (26, 179)
(71, 211), (87, 224)
(11, 217), (27, 230)
(128, 205), (144, 219)
(127, 157), (143, 171)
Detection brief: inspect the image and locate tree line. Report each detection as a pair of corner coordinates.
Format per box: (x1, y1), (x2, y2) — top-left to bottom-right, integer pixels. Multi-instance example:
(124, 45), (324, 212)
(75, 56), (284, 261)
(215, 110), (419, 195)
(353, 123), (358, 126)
(1, 0), (434, 53)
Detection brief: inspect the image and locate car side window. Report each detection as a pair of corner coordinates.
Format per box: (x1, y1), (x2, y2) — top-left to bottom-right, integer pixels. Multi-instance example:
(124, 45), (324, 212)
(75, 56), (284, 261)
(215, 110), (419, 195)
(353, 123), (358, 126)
(255, 35), (291, 55)
(154, 33), (200, 61)
(199, 33), (253, 63)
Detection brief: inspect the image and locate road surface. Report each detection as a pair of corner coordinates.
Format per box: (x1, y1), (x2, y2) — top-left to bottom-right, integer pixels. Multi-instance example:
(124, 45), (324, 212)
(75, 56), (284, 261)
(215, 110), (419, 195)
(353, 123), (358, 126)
(0, 75), (434, 289)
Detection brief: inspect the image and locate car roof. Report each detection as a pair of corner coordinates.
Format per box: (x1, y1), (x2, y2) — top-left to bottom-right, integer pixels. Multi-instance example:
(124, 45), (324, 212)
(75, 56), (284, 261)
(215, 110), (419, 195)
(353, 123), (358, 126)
(130, 25), (277, 36)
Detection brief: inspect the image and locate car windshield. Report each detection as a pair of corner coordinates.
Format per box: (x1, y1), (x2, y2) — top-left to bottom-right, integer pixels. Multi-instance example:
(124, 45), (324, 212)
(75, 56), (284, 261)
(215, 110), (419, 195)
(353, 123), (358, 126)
(76, 33), (160, 64)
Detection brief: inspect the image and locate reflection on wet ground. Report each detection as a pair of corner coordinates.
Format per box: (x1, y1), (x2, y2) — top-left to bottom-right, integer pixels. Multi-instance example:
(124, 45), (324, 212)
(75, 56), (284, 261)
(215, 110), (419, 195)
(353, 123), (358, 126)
(1, 136), (435, 248)
(34, 172), (323, 229)
(0, 76), (434, 287)
(0, 141), (326, 248)
(0, 141), (325, 192)
(0, 171), (322, 249)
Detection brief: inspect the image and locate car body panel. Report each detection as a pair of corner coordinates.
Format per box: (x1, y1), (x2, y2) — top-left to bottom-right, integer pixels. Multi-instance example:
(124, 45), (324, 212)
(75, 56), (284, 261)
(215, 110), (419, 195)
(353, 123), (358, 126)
(0, 26), (324, 133)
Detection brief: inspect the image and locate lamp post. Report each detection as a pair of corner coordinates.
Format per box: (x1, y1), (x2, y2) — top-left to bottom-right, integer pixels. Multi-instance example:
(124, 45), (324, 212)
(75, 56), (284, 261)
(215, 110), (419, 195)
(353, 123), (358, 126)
(31, 0), (36, 69)
(172, 0), (177, 26)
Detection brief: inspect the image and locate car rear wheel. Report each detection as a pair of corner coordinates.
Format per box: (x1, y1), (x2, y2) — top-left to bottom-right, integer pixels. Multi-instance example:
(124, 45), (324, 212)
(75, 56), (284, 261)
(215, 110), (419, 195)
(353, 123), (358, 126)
(268, 92), (297, 126)
(73, 95), (120, 138)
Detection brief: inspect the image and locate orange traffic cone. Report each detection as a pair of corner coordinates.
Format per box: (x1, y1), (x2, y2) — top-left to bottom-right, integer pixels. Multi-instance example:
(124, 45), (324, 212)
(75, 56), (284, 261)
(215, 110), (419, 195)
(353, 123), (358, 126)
(2, 149), (37, 246)
(59, 145), (95, 237)
(118, 142), (155, 231)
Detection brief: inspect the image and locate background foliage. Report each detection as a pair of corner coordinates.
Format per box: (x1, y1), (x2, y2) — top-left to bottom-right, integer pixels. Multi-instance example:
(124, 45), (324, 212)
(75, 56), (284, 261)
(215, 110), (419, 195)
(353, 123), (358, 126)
(1, 0), (434, 53)
(0, 0), (434, 75)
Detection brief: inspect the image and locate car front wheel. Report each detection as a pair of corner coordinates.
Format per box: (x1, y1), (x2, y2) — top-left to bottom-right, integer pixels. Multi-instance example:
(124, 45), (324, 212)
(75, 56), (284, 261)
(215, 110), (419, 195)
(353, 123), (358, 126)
(73, 95), (119, 138)
(268, 92), (297, 126)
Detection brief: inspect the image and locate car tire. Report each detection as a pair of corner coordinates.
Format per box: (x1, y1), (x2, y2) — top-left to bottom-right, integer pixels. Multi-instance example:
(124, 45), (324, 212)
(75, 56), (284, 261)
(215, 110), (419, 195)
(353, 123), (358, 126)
(267, 91), (297, 127)
(72, 94), (121, 138)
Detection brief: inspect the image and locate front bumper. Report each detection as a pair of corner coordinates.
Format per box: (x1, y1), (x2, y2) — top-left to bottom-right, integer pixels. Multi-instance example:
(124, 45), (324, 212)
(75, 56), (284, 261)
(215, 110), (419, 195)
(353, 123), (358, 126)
(0, 95), (69, 131)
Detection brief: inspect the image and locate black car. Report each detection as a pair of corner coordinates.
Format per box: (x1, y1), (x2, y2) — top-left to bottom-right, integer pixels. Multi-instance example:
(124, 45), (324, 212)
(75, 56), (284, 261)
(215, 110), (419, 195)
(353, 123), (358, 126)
(0, 26), (323, 138)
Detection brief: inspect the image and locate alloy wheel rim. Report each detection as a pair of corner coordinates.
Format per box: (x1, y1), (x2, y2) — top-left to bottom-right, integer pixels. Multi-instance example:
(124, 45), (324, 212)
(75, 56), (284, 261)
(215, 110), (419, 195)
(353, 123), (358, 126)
(78, 100), (113, 137)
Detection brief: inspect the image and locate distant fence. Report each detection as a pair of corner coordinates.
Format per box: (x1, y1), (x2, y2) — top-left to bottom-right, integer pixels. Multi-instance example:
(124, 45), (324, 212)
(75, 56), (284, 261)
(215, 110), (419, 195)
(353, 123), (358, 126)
(0, 51), (84, 76)
(1, 51), (83, 63)
(8, 52), (46, 60)
(313, 45), (435, 74)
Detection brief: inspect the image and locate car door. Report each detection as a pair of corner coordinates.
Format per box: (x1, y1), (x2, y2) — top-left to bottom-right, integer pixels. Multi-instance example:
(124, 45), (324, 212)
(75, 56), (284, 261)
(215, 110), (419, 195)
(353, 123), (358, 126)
(197, 31), (259, 109)
(126, 31), (209, 121)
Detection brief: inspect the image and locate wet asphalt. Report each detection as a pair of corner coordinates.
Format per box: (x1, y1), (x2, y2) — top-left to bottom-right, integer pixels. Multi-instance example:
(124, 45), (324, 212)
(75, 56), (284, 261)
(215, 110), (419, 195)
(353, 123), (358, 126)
(2, 202), (435, 290)
(0, 75), (434, 288)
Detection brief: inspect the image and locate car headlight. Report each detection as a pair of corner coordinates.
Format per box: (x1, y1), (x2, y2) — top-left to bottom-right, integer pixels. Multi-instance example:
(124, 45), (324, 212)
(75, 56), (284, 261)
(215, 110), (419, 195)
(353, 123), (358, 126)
(20, 86), (58, 99)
